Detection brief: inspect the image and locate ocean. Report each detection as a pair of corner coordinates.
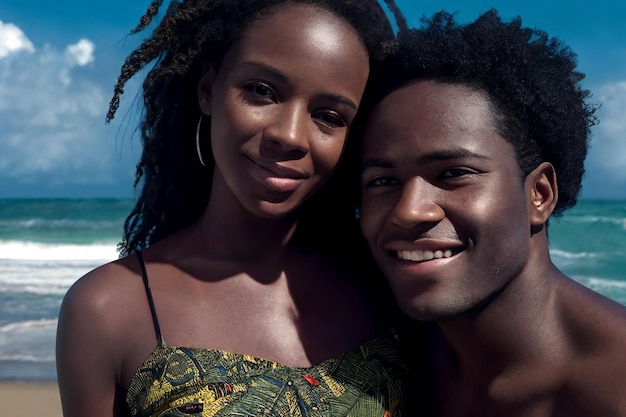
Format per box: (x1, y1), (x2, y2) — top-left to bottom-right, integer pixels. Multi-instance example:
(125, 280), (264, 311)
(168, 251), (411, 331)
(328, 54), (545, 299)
(0, 198), (625, 381)
(0, 199), (128, 381)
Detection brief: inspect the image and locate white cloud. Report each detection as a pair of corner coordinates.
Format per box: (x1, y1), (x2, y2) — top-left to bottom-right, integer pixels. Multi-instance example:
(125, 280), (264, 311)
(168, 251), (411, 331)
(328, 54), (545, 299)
(587, 81), (626, 180)
(0, 20), (35, 58)
(0, 42), (103, 125)
(581, 79), (626, 199)
(0, 22), (131, 188)
(66, 39), (95, 66)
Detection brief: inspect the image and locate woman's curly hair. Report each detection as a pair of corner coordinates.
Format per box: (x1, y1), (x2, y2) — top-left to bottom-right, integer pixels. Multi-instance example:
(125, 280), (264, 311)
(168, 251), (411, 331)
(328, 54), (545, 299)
(107, 0), (400, 256)
(359, 9), (599, 217)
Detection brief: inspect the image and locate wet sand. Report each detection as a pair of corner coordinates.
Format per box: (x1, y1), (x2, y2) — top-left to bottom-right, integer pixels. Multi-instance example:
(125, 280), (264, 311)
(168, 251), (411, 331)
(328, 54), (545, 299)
(0, 381), (62, 417)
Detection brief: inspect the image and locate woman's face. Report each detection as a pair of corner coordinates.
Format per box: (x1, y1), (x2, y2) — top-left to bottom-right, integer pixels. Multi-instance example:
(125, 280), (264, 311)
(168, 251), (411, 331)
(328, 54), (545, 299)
(198, 3), (369, 219)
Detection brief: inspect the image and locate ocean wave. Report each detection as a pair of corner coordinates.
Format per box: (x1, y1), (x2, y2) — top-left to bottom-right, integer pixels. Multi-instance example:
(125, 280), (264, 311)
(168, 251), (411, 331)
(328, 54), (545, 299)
(0, 218), (122, 231)
(0, 254), (114, 296)
(0, 262), (101, 295)
(557, 215), (626, 231)
(0, 240), (119, 261)
(573, 276), (626, 304)
(0, 285), (72, 296)
(576, 276), (626, 290)
(549, 249), (599, 259)
(0, 354), (55, 362)
(0, 319), (57, 333)
(0, 319), (57, 367)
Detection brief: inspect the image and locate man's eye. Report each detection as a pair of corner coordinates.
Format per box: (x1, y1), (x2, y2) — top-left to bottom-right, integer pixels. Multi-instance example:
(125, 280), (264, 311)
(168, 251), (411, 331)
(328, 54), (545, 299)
(365, 176), (400, 187)
(439, 168), (473, 179)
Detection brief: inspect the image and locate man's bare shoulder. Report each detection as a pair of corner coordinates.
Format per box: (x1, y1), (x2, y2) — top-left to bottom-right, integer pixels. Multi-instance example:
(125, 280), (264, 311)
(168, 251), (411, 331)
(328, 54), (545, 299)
(554, 278), (626, 416)
(560, 276), (626, 337)
(559, 353), (626, 417)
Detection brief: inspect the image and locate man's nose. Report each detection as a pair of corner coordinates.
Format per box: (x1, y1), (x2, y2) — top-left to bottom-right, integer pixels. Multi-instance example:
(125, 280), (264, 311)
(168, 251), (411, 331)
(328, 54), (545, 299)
(390, 179), (445, 229)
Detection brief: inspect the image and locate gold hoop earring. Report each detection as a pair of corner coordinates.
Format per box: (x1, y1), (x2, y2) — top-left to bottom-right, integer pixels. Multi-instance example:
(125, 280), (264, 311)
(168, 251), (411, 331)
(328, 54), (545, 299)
(196, 115), (207, 167)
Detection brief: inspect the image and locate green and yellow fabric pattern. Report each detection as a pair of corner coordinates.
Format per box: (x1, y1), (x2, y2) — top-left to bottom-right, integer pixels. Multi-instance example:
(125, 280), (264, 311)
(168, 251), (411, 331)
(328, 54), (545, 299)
(126, 329), (406, 417)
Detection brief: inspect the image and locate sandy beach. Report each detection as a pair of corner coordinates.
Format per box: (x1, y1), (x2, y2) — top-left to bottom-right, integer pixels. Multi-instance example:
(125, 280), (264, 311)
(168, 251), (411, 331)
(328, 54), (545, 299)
(0, 381), (62, 417)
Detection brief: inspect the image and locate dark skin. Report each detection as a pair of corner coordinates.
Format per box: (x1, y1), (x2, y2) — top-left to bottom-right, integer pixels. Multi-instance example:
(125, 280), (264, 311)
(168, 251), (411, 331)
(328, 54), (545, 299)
(360, 81), (626, 417)
(56, 5), (385, 417)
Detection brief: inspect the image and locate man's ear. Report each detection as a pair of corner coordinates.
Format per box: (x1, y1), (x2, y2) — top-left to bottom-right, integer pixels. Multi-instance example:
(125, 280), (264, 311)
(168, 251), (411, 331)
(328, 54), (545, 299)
(198, 65), (216, 116)
(526, 162), (558, 226)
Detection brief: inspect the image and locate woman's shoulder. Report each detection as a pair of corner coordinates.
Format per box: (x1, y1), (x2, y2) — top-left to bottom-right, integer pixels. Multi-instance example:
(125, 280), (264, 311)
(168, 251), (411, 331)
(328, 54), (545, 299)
(56, 251), (163, 396)
(67, 253), (140, 296)
(59, 253), (145, 329)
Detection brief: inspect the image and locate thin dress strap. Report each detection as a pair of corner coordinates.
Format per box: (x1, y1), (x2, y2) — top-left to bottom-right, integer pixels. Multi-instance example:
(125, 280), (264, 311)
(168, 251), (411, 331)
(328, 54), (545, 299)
(136, 251), (164, 346)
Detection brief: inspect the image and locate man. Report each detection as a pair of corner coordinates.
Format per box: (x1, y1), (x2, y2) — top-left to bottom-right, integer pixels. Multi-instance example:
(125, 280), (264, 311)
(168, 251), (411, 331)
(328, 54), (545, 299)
(358, 9), (626, 417)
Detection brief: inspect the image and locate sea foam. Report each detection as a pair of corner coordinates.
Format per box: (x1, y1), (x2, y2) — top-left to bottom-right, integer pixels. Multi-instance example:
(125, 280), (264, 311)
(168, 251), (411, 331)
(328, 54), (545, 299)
(0, 240), (119, 261)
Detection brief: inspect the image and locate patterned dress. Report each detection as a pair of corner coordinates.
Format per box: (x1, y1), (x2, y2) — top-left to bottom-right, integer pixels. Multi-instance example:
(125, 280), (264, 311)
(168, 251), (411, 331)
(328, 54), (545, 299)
(126, 330), (406, 417)
(128, 252), (408, 417)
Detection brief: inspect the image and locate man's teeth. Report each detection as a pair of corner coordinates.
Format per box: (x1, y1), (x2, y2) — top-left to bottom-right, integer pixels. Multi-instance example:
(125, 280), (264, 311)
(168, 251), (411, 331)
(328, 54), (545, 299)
(397, 249), (453, 261)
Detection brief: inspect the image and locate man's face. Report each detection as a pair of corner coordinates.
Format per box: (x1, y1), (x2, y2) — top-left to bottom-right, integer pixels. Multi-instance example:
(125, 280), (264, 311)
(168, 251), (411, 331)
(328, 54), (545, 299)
(360, 80), (532, 320)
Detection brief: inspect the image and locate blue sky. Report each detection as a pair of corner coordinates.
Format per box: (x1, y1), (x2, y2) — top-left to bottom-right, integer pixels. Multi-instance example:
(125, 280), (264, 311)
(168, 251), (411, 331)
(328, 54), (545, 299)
(1, 0), (625, 199)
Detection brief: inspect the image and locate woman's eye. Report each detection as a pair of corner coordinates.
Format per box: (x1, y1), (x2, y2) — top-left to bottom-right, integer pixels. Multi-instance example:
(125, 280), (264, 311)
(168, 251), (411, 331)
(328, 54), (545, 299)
(313, 111), (346, 128)
(245, 83), (277, 102)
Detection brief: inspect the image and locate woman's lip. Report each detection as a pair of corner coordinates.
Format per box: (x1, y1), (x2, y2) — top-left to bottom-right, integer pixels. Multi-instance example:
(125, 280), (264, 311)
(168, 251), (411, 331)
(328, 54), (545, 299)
(244, 156), (307, 193)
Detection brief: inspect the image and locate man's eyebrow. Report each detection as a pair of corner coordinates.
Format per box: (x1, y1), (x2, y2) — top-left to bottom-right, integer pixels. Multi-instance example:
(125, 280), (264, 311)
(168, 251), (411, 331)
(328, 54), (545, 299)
(238, 61), (358, 110)
(360, 158), (392, 173)
(415, 149), (490, 163)
(360, 149), (489, 173)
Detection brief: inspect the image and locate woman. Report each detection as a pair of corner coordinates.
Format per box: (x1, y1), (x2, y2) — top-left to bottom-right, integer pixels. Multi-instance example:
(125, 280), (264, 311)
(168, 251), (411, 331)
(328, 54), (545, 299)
(56, 1), (408, 416)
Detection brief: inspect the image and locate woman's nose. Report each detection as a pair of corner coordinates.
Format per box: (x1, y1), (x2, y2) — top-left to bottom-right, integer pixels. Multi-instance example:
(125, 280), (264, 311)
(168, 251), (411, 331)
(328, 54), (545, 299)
(262, 103), (310, 155)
